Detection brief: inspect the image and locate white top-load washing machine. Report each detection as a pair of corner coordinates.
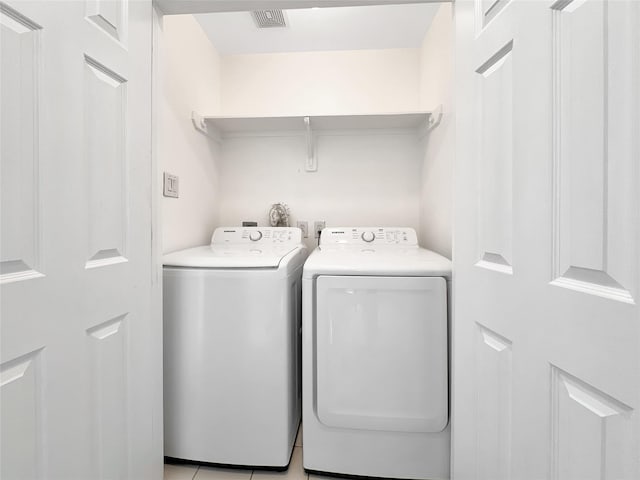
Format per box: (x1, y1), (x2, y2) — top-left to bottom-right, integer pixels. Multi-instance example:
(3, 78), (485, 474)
(163, 227), (307, 469)
(302, 227), (451, 480)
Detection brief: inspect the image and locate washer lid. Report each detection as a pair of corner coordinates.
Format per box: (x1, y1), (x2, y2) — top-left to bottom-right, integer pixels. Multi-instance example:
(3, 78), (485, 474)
(163, 244), (299, 268)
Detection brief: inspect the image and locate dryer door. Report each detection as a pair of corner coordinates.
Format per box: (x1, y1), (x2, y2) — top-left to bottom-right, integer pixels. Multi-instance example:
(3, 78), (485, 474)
(315, 275), (448, 433)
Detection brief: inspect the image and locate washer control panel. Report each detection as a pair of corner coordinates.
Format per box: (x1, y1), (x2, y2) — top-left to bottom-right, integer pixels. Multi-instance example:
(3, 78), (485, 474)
(320, 227), (418, 246)
(211, 227), (302, 245)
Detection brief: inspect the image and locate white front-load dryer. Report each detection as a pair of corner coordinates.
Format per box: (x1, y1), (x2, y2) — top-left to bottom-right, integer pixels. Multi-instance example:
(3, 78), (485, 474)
(163, 227), (307, 469)
(302, 227), (451, 480)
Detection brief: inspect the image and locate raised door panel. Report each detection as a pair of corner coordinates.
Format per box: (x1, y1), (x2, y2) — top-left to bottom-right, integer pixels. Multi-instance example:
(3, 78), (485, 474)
(84, 55), (128, 269)
(0, 350), (44, 480)
(475, 41), (514, 274)
(0, 4), (43, 283)
(86, 315), (128, 480)
(475, 324), (512, 480)
(85, 0), (128, 45)
(551, 367), (634, 480)
(551, 0), (639, 303)
(478, 0), (511, 30)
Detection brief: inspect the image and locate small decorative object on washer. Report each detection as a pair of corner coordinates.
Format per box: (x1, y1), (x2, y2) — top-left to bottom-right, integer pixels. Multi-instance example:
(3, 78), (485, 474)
(269, 202), (290, 227)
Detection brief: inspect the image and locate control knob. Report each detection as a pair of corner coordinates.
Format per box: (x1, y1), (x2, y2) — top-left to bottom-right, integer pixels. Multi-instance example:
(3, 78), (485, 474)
(361, 231), (375, 243)
(249, 231), (263, 241)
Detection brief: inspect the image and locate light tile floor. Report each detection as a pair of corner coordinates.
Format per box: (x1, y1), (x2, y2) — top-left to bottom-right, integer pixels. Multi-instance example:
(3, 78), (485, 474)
(164, 425), (325, 480)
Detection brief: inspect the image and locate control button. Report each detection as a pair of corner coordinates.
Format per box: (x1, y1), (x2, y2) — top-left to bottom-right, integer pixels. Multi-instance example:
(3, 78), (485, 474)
(361, 231), (375, 243)
(249, 231), (263, 241)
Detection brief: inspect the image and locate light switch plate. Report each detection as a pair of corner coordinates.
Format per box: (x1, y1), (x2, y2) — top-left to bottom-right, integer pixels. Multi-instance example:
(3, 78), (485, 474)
(164, 172), (179, 198)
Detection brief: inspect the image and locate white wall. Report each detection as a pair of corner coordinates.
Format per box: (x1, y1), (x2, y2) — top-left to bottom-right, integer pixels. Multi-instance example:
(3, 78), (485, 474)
(217, 132), (422, 250)
(158, 8), (453, 256)
(214, 46), (425, 248)
(418, 3), (454, 258)
(158, 14), (223, 253)
(220, 49), (421, 116)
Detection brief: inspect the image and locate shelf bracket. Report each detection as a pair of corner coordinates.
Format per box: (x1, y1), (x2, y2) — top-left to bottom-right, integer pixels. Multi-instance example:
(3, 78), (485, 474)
(304, 116), (317, 172)
(191, 111), (209, 136)
(426, 104), (444, 131)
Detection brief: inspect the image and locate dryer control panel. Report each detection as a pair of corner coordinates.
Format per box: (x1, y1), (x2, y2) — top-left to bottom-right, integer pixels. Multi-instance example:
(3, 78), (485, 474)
(211, 227), (302, 245)
(320, 227), (418, 246)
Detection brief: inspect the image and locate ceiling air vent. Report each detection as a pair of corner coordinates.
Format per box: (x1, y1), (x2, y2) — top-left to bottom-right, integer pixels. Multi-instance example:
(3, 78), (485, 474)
(251, 9), (287, 28)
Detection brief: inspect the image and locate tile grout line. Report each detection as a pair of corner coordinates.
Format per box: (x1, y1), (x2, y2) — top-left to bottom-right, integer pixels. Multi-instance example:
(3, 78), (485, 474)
(192, 465), (200, 480)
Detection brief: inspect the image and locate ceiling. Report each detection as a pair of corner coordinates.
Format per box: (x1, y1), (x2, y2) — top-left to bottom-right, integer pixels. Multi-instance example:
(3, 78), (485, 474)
(193, 3), (441, 55)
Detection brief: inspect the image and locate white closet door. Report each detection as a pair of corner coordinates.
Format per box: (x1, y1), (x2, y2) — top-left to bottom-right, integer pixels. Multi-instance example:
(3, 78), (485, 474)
(0, 1), (160, 479)
(454, 1), (640, 479)
(315, 275), (448, 433)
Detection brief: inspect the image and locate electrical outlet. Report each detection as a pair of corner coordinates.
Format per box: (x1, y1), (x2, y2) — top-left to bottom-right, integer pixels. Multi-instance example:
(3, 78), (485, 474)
(314, 221), (326, 238)
(296, 221), (309, 238)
